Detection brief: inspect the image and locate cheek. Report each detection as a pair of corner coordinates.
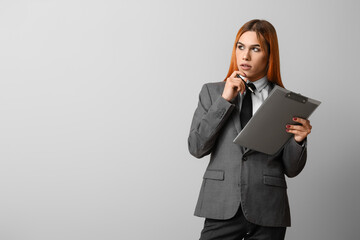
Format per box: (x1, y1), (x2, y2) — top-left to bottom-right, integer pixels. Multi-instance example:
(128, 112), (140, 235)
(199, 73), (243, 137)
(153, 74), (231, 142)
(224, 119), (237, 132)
(258, 55), (268, 69)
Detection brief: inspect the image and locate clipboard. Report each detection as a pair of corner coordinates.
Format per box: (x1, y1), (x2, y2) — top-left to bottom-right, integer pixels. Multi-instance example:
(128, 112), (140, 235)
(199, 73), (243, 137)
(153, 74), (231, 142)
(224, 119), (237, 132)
(233, 85), (321, 155)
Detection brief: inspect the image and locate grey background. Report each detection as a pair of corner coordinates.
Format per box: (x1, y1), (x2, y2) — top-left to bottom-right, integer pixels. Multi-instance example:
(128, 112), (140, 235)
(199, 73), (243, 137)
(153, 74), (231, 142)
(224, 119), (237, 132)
(0, 0), (359, 239)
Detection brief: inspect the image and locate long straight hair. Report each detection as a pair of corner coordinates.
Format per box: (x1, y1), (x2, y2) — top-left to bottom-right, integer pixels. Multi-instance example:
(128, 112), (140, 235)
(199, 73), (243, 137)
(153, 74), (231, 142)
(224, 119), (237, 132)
(224, 19), (284, 87)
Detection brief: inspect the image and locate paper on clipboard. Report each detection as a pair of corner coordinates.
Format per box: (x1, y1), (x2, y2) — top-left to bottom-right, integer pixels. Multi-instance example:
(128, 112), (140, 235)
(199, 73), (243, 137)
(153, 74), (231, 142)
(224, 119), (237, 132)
(233, 85), (321, 155)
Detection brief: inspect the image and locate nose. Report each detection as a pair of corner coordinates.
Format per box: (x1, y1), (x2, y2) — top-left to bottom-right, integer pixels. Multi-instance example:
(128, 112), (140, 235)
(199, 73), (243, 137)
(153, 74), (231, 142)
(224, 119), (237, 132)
(242, 50), (250, 60)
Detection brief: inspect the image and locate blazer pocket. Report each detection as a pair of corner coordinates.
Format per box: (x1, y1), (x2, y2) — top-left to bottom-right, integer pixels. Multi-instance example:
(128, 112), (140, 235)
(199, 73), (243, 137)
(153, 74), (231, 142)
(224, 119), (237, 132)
(203, 169), (225, 181)
(263, 175), (287, 188)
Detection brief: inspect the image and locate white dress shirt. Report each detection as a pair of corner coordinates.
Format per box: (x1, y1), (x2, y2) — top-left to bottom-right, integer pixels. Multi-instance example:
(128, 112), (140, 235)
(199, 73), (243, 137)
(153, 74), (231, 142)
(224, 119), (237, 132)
(239, 76), (270, 115)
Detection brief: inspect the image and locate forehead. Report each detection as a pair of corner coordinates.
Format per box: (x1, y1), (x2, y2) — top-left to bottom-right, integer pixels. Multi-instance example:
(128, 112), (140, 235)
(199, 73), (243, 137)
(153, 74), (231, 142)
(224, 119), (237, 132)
(238, 31), (260, 45)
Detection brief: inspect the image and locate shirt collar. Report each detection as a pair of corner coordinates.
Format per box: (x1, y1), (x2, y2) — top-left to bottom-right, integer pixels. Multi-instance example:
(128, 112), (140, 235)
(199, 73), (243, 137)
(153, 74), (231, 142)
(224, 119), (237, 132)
(248, 76), (269, 93)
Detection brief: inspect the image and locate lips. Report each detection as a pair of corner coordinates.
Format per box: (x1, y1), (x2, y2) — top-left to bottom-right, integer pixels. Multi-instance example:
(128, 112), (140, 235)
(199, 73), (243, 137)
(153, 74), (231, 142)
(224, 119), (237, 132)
(240, 64), (251, 70)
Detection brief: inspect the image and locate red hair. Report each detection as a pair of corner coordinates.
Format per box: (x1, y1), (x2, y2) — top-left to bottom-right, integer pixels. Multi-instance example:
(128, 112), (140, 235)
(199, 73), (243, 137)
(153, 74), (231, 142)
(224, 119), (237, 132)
(224, 19), (284, 88)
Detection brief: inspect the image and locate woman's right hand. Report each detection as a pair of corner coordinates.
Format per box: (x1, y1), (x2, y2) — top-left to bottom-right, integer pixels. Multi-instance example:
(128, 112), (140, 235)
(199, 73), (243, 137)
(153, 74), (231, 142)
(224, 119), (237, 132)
(222, 71), (247, 101)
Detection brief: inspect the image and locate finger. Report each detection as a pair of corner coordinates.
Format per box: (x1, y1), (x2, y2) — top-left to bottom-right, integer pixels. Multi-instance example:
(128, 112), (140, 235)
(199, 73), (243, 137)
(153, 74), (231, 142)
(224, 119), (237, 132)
(228, 75), (243, 84)
(237, 83), (246, 95)
(240, 87), (246, 94)
(286, 129), (305, 136)
(292, 117), (309, 125)
(231, 71), (240, 78)
(286, 127), (311, 136)
(286, 125), (312, 135)
(286, 123), (311, 130)
(229, 77), (245, 88)
(228, 80), (243, 93)
(286, 124), (306, 131)
(236, 80), (246, 94)
(227, 81), (238, 91)
(227, 76), (238, 85)
(235, 73), (249, 86)
(230, 73), (247, 90)
(232, 70), (246, 78)
(230, 78), (244, 85)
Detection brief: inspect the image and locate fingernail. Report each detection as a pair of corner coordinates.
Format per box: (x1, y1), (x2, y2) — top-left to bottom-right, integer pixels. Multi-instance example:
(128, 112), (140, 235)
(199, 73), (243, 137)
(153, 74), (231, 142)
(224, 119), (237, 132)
(286, 129), (289, 132)
(286, 125), (290, 128)
(293, 117), (297, 121)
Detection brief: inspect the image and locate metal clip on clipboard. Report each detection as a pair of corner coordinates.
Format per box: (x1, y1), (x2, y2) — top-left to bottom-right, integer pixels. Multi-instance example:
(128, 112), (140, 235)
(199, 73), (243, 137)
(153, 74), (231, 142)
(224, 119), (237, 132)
(285, 92), (308, 104)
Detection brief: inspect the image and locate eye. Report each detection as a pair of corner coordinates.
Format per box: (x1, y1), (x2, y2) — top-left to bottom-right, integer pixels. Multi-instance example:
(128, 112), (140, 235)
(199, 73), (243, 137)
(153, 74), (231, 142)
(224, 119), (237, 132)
(237, 45), (244, 50)
(252, 47), (260, 52)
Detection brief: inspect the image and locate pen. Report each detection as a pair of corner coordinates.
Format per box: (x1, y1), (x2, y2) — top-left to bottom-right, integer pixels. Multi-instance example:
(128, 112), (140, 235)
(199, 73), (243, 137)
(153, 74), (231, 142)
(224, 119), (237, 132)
(235, 74), (256, 94)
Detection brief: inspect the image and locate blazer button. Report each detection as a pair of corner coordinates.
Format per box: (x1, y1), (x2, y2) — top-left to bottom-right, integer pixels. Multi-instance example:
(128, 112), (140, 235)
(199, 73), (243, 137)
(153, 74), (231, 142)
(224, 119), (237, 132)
(242, 157), (247, 161)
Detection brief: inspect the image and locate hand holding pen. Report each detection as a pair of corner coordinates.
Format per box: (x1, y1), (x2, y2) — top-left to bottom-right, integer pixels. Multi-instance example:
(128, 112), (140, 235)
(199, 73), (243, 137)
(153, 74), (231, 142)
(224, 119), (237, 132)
(222, 71), (249, 101)
(235, 74), (256, 94)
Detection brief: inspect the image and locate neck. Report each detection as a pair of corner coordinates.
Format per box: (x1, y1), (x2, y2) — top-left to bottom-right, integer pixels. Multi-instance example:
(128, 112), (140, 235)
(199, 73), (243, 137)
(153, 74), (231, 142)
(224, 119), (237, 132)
(248, 74), (267, 82)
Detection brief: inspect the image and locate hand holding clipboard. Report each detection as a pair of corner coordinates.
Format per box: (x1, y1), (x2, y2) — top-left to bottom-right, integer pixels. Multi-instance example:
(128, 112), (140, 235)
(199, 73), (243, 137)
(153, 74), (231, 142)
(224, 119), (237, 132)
(233, 85), (321, 155)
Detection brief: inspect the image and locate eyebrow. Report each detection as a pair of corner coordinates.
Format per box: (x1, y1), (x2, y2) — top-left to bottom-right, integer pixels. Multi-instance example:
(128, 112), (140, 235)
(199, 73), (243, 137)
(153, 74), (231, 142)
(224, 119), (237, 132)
(237, 41), (261, 47)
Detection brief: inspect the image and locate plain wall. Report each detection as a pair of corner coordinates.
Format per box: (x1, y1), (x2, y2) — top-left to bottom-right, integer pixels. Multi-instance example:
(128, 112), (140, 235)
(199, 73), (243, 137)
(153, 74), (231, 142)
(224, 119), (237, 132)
(0, 0), (359, 239)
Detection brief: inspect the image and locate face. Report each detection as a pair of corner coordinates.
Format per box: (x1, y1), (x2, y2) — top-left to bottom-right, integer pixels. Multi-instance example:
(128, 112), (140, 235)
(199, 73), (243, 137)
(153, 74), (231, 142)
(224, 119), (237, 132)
(236, 31), (268, 82)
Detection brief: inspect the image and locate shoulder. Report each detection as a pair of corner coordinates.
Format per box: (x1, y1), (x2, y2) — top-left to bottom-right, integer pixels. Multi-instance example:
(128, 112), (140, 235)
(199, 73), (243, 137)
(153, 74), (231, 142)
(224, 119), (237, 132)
(204, 81), (226, 89)
(196, 81), (226, 104)
(197, 81), (226, 99)
(201, 81), (226, 96)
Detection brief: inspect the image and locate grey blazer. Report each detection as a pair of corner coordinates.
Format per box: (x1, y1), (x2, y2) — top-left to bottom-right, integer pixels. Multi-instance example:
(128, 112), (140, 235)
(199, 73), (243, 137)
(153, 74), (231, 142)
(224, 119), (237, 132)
(188, 81), (307, 227)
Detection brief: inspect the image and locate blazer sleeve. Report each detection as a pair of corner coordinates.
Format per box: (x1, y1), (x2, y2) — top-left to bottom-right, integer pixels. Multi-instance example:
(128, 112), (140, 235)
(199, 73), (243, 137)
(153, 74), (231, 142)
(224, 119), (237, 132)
(188, 84), (235, 159)
(282, 137), (307, 178)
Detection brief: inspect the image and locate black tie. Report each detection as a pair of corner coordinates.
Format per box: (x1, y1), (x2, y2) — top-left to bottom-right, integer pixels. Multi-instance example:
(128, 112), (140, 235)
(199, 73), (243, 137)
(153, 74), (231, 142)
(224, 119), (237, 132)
(240, 83), (256, 128)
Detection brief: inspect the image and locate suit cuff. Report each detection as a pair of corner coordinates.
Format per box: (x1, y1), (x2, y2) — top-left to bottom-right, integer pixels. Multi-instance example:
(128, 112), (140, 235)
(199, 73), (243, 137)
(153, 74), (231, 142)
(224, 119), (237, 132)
(295, 137), (307, 148)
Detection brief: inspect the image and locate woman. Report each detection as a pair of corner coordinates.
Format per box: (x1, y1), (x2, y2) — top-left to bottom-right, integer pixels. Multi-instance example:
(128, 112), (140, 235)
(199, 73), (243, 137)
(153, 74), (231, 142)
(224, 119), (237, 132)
(188, 19), (312, 240)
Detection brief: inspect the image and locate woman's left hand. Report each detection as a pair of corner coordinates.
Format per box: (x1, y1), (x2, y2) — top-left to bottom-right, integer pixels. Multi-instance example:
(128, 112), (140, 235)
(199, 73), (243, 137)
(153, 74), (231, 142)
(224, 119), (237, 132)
(286, 117), (312, 143)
